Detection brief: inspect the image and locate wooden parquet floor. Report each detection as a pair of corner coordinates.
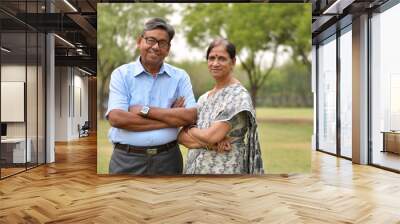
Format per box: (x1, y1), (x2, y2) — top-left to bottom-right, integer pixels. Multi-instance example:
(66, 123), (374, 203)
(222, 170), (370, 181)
(1, 135), (400, 224)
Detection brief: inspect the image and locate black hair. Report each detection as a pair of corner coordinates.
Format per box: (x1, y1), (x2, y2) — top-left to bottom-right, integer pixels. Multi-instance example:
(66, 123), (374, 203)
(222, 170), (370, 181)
(206, 38), (236, 60)
(141, 18), (175, 42)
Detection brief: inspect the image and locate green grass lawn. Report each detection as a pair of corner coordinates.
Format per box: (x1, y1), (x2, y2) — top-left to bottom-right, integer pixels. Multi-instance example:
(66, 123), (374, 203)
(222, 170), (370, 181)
(97, 107), (313, 174)
(97, 120), (113, 173)
(256, 107), (313, 120)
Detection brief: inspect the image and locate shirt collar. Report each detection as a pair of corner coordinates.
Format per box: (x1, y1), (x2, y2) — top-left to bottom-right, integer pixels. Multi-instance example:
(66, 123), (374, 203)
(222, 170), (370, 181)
(132, 57), (172, 77)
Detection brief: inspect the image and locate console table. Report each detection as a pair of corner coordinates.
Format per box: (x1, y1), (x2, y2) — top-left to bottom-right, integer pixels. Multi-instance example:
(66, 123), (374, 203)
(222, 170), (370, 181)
(0, 138), (32, 165)
(381, 131), (400, 154)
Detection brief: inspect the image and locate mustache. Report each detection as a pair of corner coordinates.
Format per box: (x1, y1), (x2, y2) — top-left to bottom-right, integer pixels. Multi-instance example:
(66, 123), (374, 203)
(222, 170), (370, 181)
(148, 49), (160, 55)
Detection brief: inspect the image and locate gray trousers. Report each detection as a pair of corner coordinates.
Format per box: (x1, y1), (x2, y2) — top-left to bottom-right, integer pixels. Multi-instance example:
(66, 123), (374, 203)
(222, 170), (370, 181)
(109, 144), (183, 175)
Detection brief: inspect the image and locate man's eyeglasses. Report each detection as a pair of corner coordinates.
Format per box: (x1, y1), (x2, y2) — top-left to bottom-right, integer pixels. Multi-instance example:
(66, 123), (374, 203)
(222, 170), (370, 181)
(142, 36), (170, 49)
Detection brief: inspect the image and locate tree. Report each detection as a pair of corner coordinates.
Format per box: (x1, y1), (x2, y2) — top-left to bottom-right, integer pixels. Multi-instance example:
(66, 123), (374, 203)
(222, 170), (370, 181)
(181, 3), (311, 106)
(97, 3), (171, 117)
(260, 62), (312, 107)
(171, 59), (249, 100)
(285, 4), (312, 70)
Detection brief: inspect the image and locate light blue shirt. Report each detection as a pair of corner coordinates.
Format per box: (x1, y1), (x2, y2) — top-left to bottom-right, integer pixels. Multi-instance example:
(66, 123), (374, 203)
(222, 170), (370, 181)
(106, 58), (196, 146)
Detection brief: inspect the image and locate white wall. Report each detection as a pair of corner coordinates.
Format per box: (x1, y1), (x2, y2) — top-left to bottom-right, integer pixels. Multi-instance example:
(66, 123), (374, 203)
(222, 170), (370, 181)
(1, 65), (29, 138)
(1, 65), (26, 81)
(1, 64), (36, 137)
(55, 67), (69, 141)
(54, 67), (89, 141)
(72, 72), (89, 137)
(1, 63), (46, 164)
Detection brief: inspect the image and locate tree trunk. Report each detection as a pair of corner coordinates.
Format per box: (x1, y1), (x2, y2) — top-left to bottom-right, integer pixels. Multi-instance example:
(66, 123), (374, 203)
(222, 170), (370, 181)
(250, 85), (258, 107)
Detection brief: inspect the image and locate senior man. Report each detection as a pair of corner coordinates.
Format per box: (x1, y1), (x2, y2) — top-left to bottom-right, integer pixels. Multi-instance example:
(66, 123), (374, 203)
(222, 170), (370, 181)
(106, 18), (196, 175)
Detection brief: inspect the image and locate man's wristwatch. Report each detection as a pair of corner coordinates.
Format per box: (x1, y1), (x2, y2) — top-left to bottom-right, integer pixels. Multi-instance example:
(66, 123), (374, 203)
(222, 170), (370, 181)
(140, 106), (150, 117)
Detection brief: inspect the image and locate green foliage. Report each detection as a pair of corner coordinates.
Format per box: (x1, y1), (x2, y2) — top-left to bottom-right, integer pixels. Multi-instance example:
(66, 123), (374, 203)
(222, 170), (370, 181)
(98, 3), (171, 78)
(169, 60), (213, 99)
(181, 3), (311, 106)
(183, 4), (305, 51)
(285, 4), (312, 67)
(171, 59), (312, 107)
(171, 60), (249, 99)
(259, 62), (313, 107)
(97, 3), (171, 115)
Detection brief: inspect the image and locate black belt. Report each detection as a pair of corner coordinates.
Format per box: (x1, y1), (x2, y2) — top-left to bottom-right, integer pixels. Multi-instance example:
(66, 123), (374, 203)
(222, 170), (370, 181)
(114, 140), (177, 155)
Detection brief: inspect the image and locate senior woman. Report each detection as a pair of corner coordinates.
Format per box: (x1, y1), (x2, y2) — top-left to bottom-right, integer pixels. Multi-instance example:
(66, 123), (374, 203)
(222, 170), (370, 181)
(178, 38), (264, 174)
